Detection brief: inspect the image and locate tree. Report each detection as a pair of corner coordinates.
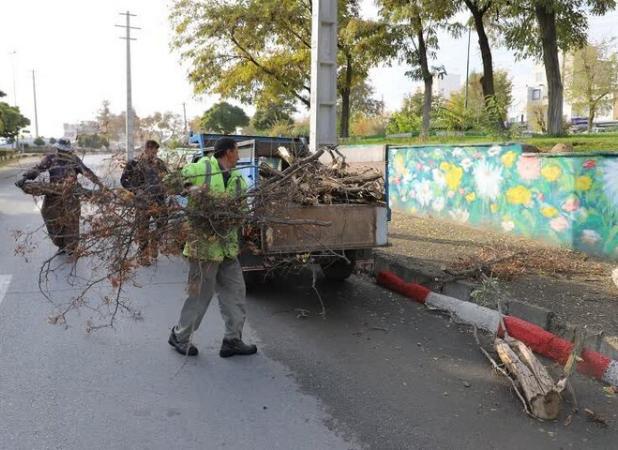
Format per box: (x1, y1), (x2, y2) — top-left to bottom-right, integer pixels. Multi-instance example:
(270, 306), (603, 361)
(97, 100), (113, 144)
(0, 99), (30, 140)
(386, 90), (444, 134)
(34, 136), (45, 146)
(49, 137), (57, 145)
(461, 1), (505, 129)
(139, 111), (184, 143)
(378, 0), (457, 137)
(170, 0), (390, 138)
(200, 102), (249, 134)
(77, 134), (109, 149)
(500, 0), (616, 135)
(251, 102), (295, 131)
(565, 41), (618, 131)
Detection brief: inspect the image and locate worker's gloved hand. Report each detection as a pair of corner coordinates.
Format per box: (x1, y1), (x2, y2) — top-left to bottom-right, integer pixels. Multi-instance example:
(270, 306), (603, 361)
(15, 178), (26, 189)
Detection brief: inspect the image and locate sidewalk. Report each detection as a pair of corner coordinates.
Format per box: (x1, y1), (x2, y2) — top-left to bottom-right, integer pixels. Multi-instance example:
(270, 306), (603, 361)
(374, 212), (618, 357)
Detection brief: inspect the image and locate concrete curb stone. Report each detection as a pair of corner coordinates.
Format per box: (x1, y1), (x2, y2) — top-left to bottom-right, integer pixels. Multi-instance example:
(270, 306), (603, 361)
(373, 250), (618, 360)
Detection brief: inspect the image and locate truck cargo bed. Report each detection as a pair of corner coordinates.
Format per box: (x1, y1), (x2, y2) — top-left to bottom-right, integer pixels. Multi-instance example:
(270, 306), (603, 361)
(261, 204), (387, 254)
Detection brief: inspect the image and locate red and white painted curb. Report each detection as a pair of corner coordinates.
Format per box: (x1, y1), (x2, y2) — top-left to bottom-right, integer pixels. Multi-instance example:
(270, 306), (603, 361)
(376, 271), (618, 387)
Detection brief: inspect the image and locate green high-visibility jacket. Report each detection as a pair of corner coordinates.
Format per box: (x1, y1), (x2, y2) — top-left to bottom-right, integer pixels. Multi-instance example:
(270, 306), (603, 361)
(181, 156), (247, 261)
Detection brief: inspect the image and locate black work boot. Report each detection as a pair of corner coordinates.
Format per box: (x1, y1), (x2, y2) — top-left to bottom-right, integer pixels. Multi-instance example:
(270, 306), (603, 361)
(168, 329), (198, 356)
(219, 338), (257, 358)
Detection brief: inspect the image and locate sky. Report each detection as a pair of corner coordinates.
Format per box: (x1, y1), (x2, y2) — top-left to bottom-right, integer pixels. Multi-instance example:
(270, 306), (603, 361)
(1, 0), (617, 138)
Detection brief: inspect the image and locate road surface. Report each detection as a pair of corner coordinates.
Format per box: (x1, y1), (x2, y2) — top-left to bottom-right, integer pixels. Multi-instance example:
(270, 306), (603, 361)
(0, 155), (616, 449)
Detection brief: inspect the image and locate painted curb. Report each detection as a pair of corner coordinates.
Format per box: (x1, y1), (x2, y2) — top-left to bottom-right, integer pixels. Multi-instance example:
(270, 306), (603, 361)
(373, 251), (618, 361)
(376, 271), (618, 388)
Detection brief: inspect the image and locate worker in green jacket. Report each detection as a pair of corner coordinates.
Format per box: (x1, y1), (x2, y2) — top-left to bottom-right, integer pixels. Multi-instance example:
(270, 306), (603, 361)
(168, 137), (257, 358)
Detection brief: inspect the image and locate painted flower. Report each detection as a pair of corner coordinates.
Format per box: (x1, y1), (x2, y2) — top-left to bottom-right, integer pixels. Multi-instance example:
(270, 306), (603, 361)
(473, 160), (503, 201)
(602, 159), (618, 208)
(393, 153), (407, 175)
(449, 208), (470, 223)
(575, 175), (592, 191)
(550, 216), (570, 232)
(502, 220), (515, 232)
(447, 191), (455, 198)
(414, 180), (433, 207)
(452, 147), (464, 158)
(506, 185), (532, 206)
(432, 197), (445, 212)
(537, 192), (545, 202)
(501, 151), (517, 168)
(562, 196), (580, 213)
(432, 168), (446, 188)
(583, 160), (597, 170)
(465, 192), (477, 203)
(488, 145), (502, 157)
(445, 164), (464, 191)
(541, 206), (559, 218)
(461, 158), (474, 171)
(541, 165), (562, 182)
(440, 161), (451, 171)
(517, 156), (541, 181)
(490, 203), (498, 214)
(580, 229), (601, 245)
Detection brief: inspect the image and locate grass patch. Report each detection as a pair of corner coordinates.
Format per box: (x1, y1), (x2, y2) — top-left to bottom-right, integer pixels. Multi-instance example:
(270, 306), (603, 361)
(341, 132), (618, 152)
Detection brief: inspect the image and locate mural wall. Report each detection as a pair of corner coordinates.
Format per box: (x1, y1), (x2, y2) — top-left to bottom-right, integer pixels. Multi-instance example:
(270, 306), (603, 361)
(387, 144), (618, 260)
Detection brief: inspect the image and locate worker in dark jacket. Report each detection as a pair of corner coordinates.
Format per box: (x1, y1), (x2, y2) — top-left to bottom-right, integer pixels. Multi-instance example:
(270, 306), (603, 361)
(120, 139), (169, 265)
(15, 139), (103, 255)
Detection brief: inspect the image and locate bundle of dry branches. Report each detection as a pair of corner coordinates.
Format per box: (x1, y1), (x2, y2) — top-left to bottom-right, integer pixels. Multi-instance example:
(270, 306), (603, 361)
(16, 146), (385, 329)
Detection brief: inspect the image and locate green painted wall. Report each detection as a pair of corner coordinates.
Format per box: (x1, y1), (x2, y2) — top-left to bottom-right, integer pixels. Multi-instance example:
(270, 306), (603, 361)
(387, 144), (618, 260)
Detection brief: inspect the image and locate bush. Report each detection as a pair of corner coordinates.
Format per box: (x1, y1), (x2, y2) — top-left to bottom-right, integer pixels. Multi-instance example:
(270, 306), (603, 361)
(33, 136), (45, 146)
(350, 114), (388, 137)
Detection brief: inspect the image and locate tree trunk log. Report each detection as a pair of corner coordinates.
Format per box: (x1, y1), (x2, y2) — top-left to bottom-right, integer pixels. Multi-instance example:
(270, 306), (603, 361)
(535, 2), (564, 136)
(495, 338), (561, 420)
(416, 21), (433, 138)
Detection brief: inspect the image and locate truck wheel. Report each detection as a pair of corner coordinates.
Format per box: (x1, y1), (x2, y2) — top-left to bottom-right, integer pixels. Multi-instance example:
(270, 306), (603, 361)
(320, 252), (356, 282)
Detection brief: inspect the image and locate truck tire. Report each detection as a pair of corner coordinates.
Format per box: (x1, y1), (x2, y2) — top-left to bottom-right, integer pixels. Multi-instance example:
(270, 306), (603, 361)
(320, 251), (356, 282)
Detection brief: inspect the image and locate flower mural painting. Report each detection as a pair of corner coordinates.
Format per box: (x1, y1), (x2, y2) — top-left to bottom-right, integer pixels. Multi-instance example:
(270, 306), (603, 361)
(449, 208), (470, 223)
(488, 145), (502, 157)
(562, 196), (580, 213)
(387, 144), (618, 259)
(517, 156), (541, 181)
(550, 216), (570, 233)
(581, 229), (601, 246)
(473, 161), (503, 201)
(602, 159), (618, 209)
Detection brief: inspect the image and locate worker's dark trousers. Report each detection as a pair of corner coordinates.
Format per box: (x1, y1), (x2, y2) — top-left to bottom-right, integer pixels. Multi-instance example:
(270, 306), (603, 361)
(41, 194), (81, 253)
(135, 202), (168, 257)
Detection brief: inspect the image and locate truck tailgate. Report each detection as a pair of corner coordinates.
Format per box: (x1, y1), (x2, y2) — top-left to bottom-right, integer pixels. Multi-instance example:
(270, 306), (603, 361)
(262, 204), (387, 253)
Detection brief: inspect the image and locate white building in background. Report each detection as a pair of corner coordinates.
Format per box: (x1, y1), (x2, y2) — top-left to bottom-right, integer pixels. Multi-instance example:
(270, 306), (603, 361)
(63, 121), (99, 141)
(433, 73), (461, 99)
(525, 61), (618, 131)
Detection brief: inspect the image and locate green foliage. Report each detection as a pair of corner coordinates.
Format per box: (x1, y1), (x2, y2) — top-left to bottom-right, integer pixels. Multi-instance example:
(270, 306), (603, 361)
(251, 102), (294, 131)
(200, 102), (249, 134)
(386, 91), (444, 134)
(33, 136), (45, 146)
(170, 0), (392, 136)
(564, 41), (618, 129)
(77, 134), (109, 149)
(0, 101), (30, 139)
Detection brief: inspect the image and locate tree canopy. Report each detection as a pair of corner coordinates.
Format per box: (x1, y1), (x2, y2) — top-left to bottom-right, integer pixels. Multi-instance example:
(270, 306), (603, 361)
(0, 98), (30, 140)
(200, 102), (250, 134)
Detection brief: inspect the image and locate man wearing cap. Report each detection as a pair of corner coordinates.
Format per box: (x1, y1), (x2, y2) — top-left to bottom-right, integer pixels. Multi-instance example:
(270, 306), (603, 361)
(120, 139), (169, 265)
(168, 137), (257, 358)
(15, 138), (103, 255)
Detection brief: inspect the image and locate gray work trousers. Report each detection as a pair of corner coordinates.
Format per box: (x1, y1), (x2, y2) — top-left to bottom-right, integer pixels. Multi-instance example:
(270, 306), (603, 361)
(174, 257), (247, 343)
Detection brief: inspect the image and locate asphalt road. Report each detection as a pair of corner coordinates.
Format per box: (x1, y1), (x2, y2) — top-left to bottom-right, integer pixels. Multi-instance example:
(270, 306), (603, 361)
(0, 155), (616, 450)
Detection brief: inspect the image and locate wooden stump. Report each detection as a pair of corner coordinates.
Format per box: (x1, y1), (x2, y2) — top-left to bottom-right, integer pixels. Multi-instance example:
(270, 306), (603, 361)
(495, 337), (561, 420)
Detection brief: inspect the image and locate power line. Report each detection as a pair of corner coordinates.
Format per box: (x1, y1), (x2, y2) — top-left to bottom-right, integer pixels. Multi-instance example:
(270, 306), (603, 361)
(115, 11), (140, 160)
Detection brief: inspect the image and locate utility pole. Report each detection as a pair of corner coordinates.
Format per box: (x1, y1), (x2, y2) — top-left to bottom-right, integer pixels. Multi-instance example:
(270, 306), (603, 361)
(32, 70), (39, 138)
(309, 0), (337, 153)
(182, 102), (188, 140)
(464, 24), (471, 109)
(116, 11), (140, 160)
(9, 50), (17, 107)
